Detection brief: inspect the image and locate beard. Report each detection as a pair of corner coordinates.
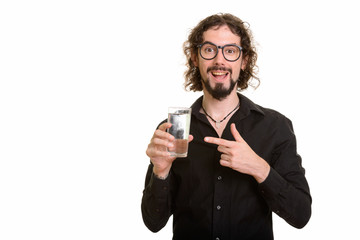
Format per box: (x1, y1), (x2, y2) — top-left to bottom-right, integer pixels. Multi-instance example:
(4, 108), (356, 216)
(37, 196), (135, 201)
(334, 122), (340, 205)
(202, 66), (237, 101)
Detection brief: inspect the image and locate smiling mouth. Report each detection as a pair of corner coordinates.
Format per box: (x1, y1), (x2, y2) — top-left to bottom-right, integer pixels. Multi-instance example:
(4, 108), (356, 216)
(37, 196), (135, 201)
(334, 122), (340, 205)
(211, 71), (229, 81)
(212, 71), (228, 76)
(207, 66), (232, 80)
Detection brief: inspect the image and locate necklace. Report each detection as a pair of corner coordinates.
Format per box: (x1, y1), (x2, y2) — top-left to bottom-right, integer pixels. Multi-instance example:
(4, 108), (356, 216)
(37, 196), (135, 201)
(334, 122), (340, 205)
(202, 102), (240, 129)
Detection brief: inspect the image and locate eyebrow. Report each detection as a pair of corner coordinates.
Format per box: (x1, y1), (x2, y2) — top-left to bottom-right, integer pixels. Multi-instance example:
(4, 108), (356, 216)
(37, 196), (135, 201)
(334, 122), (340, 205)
(202, 41), (241, 46)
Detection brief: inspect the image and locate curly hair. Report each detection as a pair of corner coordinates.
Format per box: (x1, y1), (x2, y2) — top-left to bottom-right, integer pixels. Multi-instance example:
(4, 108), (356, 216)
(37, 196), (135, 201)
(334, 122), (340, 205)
(183, 13), (259, 92)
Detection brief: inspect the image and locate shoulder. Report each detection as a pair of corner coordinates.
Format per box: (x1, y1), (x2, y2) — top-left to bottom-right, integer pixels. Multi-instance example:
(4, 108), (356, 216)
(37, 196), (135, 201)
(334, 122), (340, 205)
(240, 94), (291, 123)
(240, 94), (294, 131)
(257, 106), (297, 144)
(259, 105), (290, 122)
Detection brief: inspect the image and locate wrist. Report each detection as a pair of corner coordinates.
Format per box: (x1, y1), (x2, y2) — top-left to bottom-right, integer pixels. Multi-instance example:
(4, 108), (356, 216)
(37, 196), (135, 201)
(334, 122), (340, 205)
(153, 172), (169, 180)
(153, 166), (171, 180)
(253, 157), (270, 183)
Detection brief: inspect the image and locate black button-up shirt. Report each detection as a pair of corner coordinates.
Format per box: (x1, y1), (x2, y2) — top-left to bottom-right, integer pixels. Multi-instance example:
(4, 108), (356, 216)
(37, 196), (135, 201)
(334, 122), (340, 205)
(142, 94), (311, 240)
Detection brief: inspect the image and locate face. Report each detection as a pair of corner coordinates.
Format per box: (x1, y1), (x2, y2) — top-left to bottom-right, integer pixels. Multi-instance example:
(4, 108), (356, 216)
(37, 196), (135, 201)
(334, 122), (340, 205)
(192, 25), (246, 100)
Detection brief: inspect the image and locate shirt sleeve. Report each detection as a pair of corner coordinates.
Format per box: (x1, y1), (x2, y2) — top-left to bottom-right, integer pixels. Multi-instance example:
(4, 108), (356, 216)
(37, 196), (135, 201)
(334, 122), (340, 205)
(258, 117), (312, 229)
(141, 164), (173, 232)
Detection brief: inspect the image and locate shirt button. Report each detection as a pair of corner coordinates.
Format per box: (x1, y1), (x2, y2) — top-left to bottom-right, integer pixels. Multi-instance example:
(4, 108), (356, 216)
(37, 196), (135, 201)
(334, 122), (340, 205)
(217, 176), (222, 181)
(216, 205), (221, 210)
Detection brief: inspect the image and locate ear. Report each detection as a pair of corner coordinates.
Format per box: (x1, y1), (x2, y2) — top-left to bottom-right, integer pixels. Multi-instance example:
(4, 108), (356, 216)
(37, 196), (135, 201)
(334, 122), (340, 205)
(191, 51), (199, 67)
(241, 55), (248, 70)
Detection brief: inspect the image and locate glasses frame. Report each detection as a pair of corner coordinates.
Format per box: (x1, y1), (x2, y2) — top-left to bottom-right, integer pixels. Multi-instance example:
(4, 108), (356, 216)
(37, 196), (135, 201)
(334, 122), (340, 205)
(197, 41), (243, 62)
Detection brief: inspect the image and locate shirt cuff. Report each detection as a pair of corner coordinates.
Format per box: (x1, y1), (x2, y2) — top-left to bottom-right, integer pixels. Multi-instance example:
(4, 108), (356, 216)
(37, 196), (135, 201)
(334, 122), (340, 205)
(258, 167), (287, 199)
(149, 172), (171, 197)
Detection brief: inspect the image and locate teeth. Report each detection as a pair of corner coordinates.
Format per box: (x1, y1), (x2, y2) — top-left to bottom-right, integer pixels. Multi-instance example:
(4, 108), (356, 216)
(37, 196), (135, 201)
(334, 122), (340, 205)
(212, 72), (227, 76)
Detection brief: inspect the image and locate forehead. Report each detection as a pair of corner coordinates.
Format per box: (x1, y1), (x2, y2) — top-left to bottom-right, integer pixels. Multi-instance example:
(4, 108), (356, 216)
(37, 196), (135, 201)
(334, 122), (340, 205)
(203, 25), (241, 45)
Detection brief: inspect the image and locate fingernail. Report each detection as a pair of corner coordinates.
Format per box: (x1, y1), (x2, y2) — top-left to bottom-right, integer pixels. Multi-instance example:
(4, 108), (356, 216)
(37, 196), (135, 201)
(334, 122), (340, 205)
(204, 137), (208, 142)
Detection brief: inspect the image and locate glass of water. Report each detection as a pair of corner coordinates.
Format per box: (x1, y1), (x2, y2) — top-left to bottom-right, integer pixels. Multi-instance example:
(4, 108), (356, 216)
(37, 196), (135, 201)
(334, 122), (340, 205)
(167, 107), (191, 157)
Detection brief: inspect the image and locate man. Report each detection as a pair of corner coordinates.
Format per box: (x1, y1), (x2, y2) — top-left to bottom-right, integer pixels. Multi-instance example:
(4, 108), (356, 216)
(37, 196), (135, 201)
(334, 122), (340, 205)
(142, 13), (311, 240)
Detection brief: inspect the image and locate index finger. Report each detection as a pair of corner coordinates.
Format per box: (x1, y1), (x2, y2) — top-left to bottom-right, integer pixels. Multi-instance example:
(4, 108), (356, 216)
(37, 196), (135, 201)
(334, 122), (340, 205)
(158, 122), (172, 131)
(204, 136), (232, 147)
(153, 122), (174, 141)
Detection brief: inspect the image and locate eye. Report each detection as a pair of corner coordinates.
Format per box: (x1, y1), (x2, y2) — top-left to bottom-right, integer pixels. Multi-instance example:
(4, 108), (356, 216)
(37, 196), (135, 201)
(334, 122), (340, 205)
(199, 42), (219, 59)
(224, 47), (238, 55)
(204, 46), (215, 53)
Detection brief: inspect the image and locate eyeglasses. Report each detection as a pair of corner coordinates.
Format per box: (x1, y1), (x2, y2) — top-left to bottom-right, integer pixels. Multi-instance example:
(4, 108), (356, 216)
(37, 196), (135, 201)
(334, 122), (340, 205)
(197, 41), (243, 62)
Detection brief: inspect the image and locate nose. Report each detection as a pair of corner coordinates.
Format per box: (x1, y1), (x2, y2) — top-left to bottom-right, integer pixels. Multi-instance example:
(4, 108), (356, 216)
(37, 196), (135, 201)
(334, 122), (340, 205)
(213, 47), (227, 65)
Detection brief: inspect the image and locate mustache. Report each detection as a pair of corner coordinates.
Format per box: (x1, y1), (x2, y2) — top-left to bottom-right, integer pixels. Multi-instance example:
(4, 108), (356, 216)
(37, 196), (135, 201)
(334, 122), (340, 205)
(207, 66), (232, 74)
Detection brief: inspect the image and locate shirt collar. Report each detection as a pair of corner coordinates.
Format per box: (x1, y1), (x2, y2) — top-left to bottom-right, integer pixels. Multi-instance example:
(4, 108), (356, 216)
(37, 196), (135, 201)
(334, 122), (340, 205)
(191, 93), (264, 121)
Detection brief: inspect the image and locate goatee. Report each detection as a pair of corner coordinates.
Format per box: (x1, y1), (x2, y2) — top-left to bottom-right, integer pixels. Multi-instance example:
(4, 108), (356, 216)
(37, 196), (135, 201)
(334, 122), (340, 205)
(202, 79), (237, 100)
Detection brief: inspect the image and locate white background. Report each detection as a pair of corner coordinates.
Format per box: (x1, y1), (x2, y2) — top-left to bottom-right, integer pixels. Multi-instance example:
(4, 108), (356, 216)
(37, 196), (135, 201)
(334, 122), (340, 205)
(1, 0), (359, 239)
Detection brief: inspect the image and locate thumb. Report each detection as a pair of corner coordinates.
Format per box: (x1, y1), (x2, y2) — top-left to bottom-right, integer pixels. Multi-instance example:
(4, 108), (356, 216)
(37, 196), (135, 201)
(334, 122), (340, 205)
(230, 123), (243, 142)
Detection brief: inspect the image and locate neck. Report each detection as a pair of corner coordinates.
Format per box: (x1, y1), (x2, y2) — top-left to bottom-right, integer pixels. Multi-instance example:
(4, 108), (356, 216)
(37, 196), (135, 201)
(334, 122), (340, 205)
(202, 90), (240, 120)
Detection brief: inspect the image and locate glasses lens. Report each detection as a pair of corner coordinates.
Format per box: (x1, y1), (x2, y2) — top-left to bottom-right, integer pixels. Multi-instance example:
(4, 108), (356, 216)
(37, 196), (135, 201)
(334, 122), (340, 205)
(223, 45), (240, 61)
(200, 43), (217, 60)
